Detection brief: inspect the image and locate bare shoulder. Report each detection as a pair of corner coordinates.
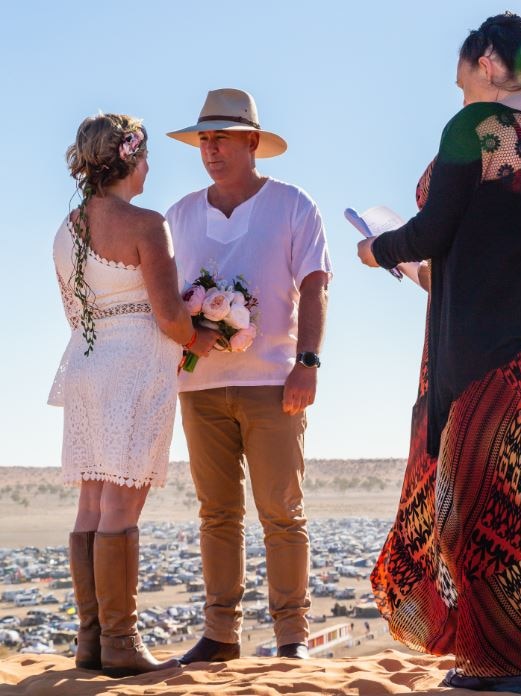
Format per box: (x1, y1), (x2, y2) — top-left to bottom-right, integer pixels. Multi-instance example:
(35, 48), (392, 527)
(125, 204), (170, 246)
(90, 197), (166, 235)
(122, 205), (172, 261)
(127, 203), (166, 230)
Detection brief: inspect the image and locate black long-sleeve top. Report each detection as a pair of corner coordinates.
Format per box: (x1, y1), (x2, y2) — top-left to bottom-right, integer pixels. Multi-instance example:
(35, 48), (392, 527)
(372, 102), (521, 456)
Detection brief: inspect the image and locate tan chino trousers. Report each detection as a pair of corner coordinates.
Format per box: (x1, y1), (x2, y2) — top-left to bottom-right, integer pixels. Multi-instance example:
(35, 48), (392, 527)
(179, 385), (310, 646)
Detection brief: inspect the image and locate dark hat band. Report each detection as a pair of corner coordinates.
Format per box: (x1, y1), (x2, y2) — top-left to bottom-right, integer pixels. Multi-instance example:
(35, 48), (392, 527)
(198, 114), (261, 129)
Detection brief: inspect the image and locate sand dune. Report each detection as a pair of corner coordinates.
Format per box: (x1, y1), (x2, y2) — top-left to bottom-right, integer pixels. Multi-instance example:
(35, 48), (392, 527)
(1, 464), (509, 694)
(0, 649), (512, 696)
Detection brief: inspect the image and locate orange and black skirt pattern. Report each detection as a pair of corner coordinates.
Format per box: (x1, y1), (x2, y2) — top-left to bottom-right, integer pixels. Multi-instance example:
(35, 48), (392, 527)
(371, 352), (521, 677)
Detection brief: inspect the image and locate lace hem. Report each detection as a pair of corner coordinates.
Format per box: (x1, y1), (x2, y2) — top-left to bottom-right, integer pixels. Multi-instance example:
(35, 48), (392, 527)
(63, 470), (166, 489)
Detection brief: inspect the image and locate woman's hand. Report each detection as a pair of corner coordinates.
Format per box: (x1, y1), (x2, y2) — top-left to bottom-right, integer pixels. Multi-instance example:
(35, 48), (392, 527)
(357, 238), (379, 267)
(189, 326), (220, 357)
(417, 260), (431, 293)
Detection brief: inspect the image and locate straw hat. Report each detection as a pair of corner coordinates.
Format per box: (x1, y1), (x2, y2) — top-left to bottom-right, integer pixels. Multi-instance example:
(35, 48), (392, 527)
(166, 88), (287, 158)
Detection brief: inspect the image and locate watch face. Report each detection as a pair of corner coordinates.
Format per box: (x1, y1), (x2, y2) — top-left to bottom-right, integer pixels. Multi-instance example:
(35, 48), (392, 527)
(299, 352), (320, 367)
(302, 353), (316, 367)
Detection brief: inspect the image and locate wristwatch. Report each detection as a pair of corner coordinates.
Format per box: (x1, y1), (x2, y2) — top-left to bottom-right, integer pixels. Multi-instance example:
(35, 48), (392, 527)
(296, 352), (321, 368)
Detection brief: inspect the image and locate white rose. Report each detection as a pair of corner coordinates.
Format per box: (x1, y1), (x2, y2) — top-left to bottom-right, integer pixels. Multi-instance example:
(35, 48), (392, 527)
(231, 291), (246, 306)
(202, 288), (233, 322)
(224, 302), (250, 330)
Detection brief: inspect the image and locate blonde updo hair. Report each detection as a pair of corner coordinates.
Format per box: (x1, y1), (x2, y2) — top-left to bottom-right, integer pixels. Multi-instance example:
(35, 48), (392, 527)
(66, 113), (148, 196)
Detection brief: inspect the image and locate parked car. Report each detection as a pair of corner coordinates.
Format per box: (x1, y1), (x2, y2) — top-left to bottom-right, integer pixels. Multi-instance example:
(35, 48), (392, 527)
(21, 615), (47, 627)
(140, 581), (164, 592)
(41, 594), (59, 604)
(15, 595), (40, 607)
(334, 587), (356, 600)
(0, 616), (20, 627)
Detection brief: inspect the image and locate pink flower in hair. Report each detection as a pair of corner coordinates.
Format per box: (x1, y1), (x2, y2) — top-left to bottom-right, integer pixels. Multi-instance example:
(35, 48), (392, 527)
(119, 130), (144, 161)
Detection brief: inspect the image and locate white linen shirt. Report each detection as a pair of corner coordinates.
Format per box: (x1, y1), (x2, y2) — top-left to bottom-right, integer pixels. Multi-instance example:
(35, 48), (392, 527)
(166, 177), (332, 392)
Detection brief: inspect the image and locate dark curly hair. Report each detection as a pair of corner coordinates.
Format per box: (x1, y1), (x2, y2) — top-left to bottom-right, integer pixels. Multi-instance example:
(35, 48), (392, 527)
(460, 11), (521, 88)
(66, 113), (148, 196)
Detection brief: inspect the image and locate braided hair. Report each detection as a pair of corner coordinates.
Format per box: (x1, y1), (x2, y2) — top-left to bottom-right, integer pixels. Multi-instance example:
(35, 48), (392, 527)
(66, 113), (147, 354)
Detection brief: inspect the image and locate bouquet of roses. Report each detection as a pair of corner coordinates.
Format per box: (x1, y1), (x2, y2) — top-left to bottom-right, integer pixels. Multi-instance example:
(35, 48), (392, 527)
(180, 268), (259, 372)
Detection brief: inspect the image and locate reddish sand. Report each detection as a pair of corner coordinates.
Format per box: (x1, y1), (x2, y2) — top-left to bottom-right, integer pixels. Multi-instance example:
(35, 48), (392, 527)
(3, 463), (507, 693)
(0, 649), (511, 695)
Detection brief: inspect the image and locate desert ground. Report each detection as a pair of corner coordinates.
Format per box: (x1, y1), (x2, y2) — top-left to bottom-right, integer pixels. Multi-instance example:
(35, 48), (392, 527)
(0, 459), (405, 547)
(0, 459), (408, 660)
(1, 460), (495, 695)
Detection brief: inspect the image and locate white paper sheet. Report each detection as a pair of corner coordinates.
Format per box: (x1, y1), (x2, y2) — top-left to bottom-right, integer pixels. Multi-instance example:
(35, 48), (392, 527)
(345, 206), (421, 285)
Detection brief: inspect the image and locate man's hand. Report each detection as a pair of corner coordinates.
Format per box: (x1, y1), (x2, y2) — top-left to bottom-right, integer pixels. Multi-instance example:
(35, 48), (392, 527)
(357, 238), (379, 267)
(189, 326), (220, 357)
(282, 364), (318, 415)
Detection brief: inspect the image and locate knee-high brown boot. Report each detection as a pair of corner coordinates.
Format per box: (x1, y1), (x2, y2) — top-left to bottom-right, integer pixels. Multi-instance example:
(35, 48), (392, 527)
(94, 526), (180, 678)
(69, 531), (102, 670)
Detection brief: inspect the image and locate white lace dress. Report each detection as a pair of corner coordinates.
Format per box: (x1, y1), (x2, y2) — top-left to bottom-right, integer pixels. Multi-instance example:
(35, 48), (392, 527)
(48, 218), (182, 488)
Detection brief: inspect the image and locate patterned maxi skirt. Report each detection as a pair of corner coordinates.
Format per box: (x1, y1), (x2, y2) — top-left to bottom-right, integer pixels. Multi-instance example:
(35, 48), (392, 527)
(371, 321), (521, 677)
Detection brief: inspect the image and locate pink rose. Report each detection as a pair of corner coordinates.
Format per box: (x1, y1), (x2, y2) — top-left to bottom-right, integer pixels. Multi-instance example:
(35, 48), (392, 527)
(202, 288), (232, 322)
(182, 285), (206, 315)
(229, 324), (257, 352)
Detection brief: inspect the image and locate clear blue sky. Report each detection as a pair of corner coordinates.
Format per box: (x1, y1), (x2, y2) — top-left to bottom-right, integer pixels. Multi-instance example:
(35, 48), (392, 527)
(0, 0), (509, 467)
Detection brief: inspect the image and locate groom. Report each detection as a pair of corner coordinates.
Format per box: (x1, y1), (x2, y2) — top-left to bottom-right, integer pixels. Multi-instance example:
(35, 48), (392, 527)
(166, 88), (331, 661)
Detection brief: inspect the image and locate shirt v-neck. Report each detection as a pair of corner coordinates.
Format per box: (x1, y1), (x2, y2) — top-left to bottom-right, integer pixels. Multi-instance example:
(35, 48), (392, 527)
(205, 178), (271, 244)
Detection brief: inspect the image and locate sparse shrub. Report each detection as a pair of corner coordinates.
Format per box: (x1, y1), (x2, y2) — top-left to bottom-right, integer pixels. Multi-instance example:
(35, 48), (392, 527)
(183, 491), (196, 508)
(332, 477), (350, 492)
(360, 476), (385, 491)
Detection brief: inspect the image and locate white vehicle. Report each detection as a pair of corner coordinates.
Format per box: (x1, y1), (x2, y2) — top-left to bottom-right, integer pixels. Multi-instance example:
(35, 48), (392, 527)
(0, 629), (21, 646)
(20, 641), (56, 654)
(15, 595), (39, 607)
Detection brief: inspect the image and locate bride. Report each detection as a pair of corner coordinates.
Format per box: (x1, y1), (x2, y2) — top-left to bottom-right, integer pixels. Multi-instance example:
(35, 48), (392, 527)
(49, 112), (214, 677)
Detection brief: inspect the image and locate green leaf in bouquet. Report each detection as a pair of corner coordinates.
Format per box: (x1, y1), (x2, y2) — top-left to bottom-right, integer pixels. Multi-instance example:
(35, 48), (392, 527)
(194, 268), (217, 290)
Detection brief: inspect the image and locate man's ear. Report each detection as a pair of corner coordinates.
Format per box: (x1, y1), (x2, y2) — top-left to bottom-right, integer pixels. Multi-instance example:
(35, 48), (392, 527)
(249, 131), (260, 153)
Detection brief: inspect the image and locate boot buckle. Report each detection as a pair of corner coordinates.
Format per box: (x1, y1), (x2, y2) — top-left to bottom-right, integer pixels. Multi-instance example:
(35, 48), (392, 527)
(101, 635), (140, 650)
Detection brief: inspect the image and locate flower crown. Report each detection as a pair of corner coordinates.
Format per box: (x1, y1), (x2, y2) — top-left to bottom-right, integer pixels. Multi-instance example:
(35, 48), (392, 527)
(119, 130), (145, 161)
